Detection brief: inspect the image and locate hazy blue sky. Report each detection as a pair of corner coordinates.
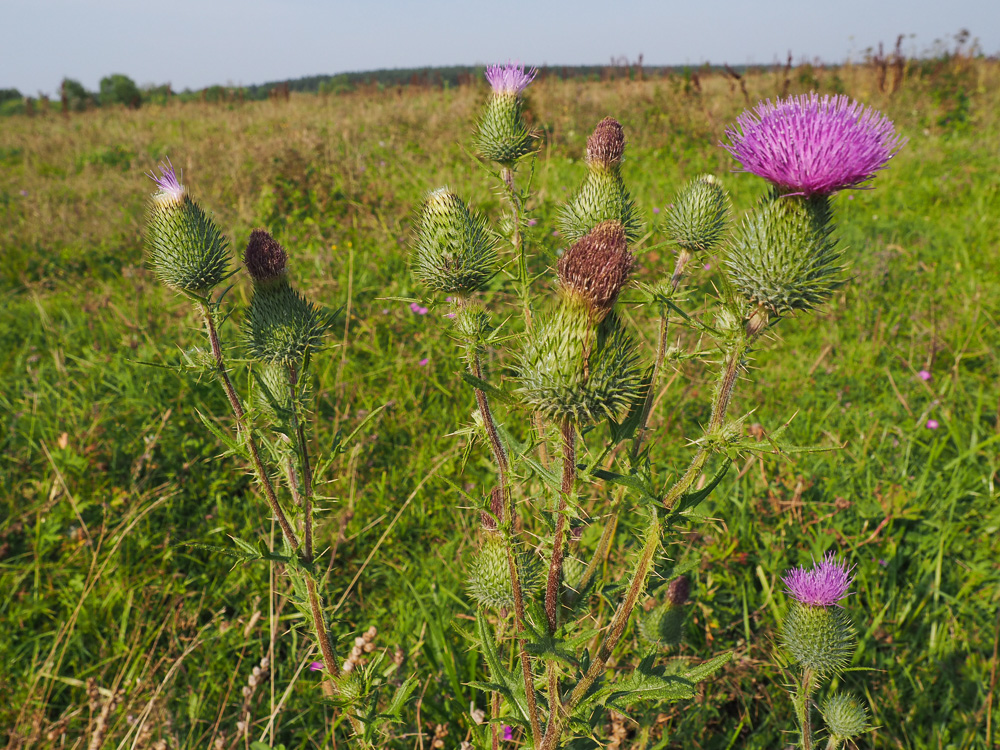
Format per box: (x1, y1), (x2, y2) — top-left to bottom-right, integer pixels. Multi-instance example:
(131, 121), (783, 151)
(3, 0), (998, 95)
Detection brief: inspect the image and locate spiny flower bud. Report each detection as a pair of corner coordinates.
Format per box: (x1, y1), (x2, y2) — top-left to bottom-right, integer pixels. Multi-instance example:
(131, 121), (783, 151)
(586, 116), (625, 168)
(244, 228), (287, 285)
(453, 300), (492, 343)
(821, 693), (871, 741)
(638, 601), (685, 647)
(466, 534), (541, 611)
(667, 575), (690, 606)
(242, 235), (326, 367)
(474, 62), (537, 165)
(412, 189), (497, 295)
(144, 160), (230, 294)
(559, 118), (642, 244)
(665, 174), (729, 253)
(517, 307), (641, 424)
(724, 190), (842, 319)
(557, 220), (634, 320)
(779, 553), (856, 676)
(254, 359), (311, 423)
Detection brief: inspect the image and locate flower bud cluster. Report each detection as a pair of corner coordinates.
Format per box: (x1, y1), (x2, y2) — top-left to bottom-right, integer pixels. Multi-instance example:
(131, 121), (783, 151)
(342, 625), (378, 673)
(559, 117), (642, 243)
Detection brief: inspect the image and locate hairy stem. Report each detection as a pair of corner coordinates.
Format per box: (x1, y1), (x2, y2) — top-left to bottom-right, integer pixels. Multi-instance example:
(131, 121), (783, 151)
(794, 668), (815, 750)
(288, 364), (313, 561)
(199, 303), (300, 550)
(544, 419), (576, 633)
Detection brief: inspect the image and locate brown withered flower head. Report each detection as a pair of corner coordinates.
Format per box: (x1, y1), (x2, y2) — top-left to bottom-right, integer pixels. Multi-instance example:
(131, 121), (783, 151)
(586, 116), (626, 168)
(244, 228), (288, 284)
(667, 575), (690, 606)
(557, 219), (634, 319)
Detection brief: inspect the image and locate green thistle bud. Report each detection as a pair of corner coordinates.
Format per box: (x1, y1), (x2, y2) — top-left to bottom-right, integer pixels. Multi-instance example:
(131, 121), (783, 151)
(454, 299), (493, 343)
(466, 534), (542, 611)
(558, 117), (642, 244)
(821, 692), (871, 742)
(562, 555), (588, 596)
(412, 189), (498, 295)
(144, 160), (229, 294)
(780, 601), (855, 676)
(638, 602), (685, 646)
(242, 231), (326, 367)
(254, 360), (311, 423)
(474, 63), (537, 165)
(665, 174), (729, 253)
(517, 306), (642, 424)
(724, 191), (842, 318)
(557, 220), (634, 321)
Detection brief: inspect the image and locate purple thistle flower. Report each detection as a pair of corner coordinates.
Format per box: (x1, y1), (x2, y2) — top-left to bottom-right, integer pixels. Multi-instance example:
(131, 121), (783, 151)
(723, 94), (905, 196)
(484, 61), (537, 96)
(502, 725), (514, 741)
(782, 551), (855, 607)
(147, 157), (185, 203)
(917, 369), (932, 381)
(418, 357), (429, 367)
(926, 419), (939, 430)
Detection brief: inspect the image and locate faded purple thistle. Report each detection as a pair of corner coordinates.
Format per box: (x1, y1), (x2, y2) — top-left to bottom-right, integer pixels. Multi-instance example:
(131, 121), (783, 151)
(484, 61), (537, 96)
(147, 158), (185, 203)
(782, 552), (855, 607)
(723, 94), (905, 196)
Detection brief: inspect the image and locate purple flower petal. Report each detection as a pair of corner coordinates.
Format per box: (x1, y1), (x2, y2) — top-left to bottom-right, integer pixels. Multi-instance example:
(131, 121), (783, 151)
(502, 725), (514, 741)
(309, 661), (324, 671)
(484, 62), (537, 96)
(652, 207), (660, 214)
(782, 552), (855, 607)
(419, 358), (429, 366)
(723, 94), (906, 196)
(926, 419), (939, 430)
(917, 369), (932, 381)
(147, 157), (185, 202)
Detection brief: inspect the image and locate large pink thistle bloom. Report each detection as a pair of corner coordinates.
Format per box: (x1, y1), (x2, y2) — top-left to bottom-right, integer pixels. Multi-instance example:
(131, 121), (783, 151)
(484, 61), (537, 96)
(782, 552), (855, 607)
(723, 94), (905, 196)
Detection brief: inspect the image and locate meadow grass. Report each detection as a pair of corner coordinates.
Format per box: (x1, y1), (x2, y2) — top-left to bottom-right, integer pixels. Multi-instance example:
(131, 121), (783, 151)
(1, 58), (998, 748)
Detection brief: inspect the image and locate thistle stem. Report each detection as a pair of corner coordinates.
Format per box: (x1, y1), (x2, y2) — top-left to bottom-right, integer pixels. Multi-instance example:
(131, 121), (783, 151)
(544, 419), (576, 633)
(288, 364), (313, 561)
(794, 668), (815, 750)
(199, 303), (300, 550)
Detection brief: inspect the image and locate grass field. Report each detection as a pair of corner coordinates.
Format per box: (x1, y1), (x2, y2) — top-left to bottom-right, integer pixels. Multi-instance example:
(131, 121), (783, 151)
(1, 57), (999, 749)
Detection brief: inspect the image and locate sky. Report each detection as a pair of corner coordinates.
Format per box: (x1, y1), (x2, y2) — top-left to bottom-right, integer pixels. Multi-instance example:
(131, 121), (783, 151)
(3, 0), (999, 96)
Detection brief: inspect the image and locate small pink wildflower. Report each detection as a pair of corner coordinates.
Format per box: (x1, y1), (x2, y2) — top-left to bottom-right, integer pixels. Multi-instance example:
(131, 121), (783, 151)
(926, 419), (939, 430)
(703, 263), (712, 271)
(527, 218), (538, 226)
(652, 206), (660, 214)
(502, 725), (514, 741)
(917, 369), (932, 381)
(419, 358), (429, 367)
(309, 661), (324, 671)
(445, 312), (456, 319)
(409, 302), (428, 315)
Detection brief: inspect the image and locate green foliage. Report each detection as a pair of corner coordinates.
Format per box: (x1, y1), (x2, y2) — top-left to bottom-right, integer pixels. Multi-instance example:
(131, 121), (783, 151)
(99, 73), (142, 109)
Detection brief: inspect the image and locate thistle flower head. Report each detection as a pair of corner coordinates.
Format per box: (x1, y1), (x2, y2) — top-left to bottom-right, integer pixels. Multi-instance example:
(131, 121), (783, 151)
(724, 94), (905, 196)
(411, 189), (497, 294)
(244, 228), (287, 284)
(782, 552), (855, 607)
(484, 61), (537, 96)
(822, 693), (872, 741)
(148, 158), (185, 205)
(586, 117), (625, 168)
(557, 220), (634, 320)
(665, 174), (730, 253)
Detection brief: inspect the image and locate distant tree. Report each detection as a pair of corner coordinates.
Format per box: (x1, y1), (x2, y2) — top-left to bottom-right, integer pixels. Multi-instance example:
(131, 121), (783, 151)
(99, 74), (141, 109)
(0, 88), (22, 104)
(61, 78), (93, 111)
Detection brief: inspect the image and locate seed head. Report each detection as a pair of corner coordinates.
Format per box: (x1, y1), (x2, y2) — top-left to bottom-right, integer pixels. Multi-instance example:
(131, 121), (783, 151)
(558, 220), (634, 319)
(244, 228), (287, 284)
(586, 117), (625, 168)
(723, 94), (905, 196)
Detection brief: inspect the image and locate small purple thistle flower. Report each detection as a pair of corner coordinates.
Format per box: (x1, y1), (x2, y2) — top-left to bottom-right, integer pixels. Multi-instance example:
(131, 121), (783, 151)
(409, 302), (428, 315)
(147, 158), (185, 203)
(723, 94), (905, 196)
(484, 61), (537, 96)
(418, 357), (429, 367)
(502, 725), (514, 741)
(926, 419), (939, 430)
(917, 369), (932, 381)
(782, 552), (855, 607)
(308, 661), (324, 671)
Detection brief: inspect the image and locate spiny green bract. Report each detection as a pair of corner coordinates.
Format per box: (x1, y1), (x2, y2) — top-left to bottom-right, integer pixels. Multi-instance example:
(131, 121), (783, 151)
(780, 602), (855, 676)
(412, 189), (498, 295)
(638, 602), (686, 646)
(665, 174), (730, 253)
(558, 164), (642, 244)
(243, 281), (327, 366)
(821, 692), (871, 740)
(253, 360), (311, 424)
(473, 93), (535, 165)
(516, 305), (642, 424)
(466, 534), (542, 610)
(145, 196), (229, 293)
(724, 191), (842, 316)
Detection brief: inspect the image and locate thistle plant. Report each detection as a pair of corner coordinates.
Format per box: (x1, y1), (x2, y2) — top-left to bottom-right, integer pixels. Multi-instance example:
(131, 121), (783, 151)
(140, 162), (415, 744)
(412, 72), (903, 749)
(779, 554), (873, 749)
